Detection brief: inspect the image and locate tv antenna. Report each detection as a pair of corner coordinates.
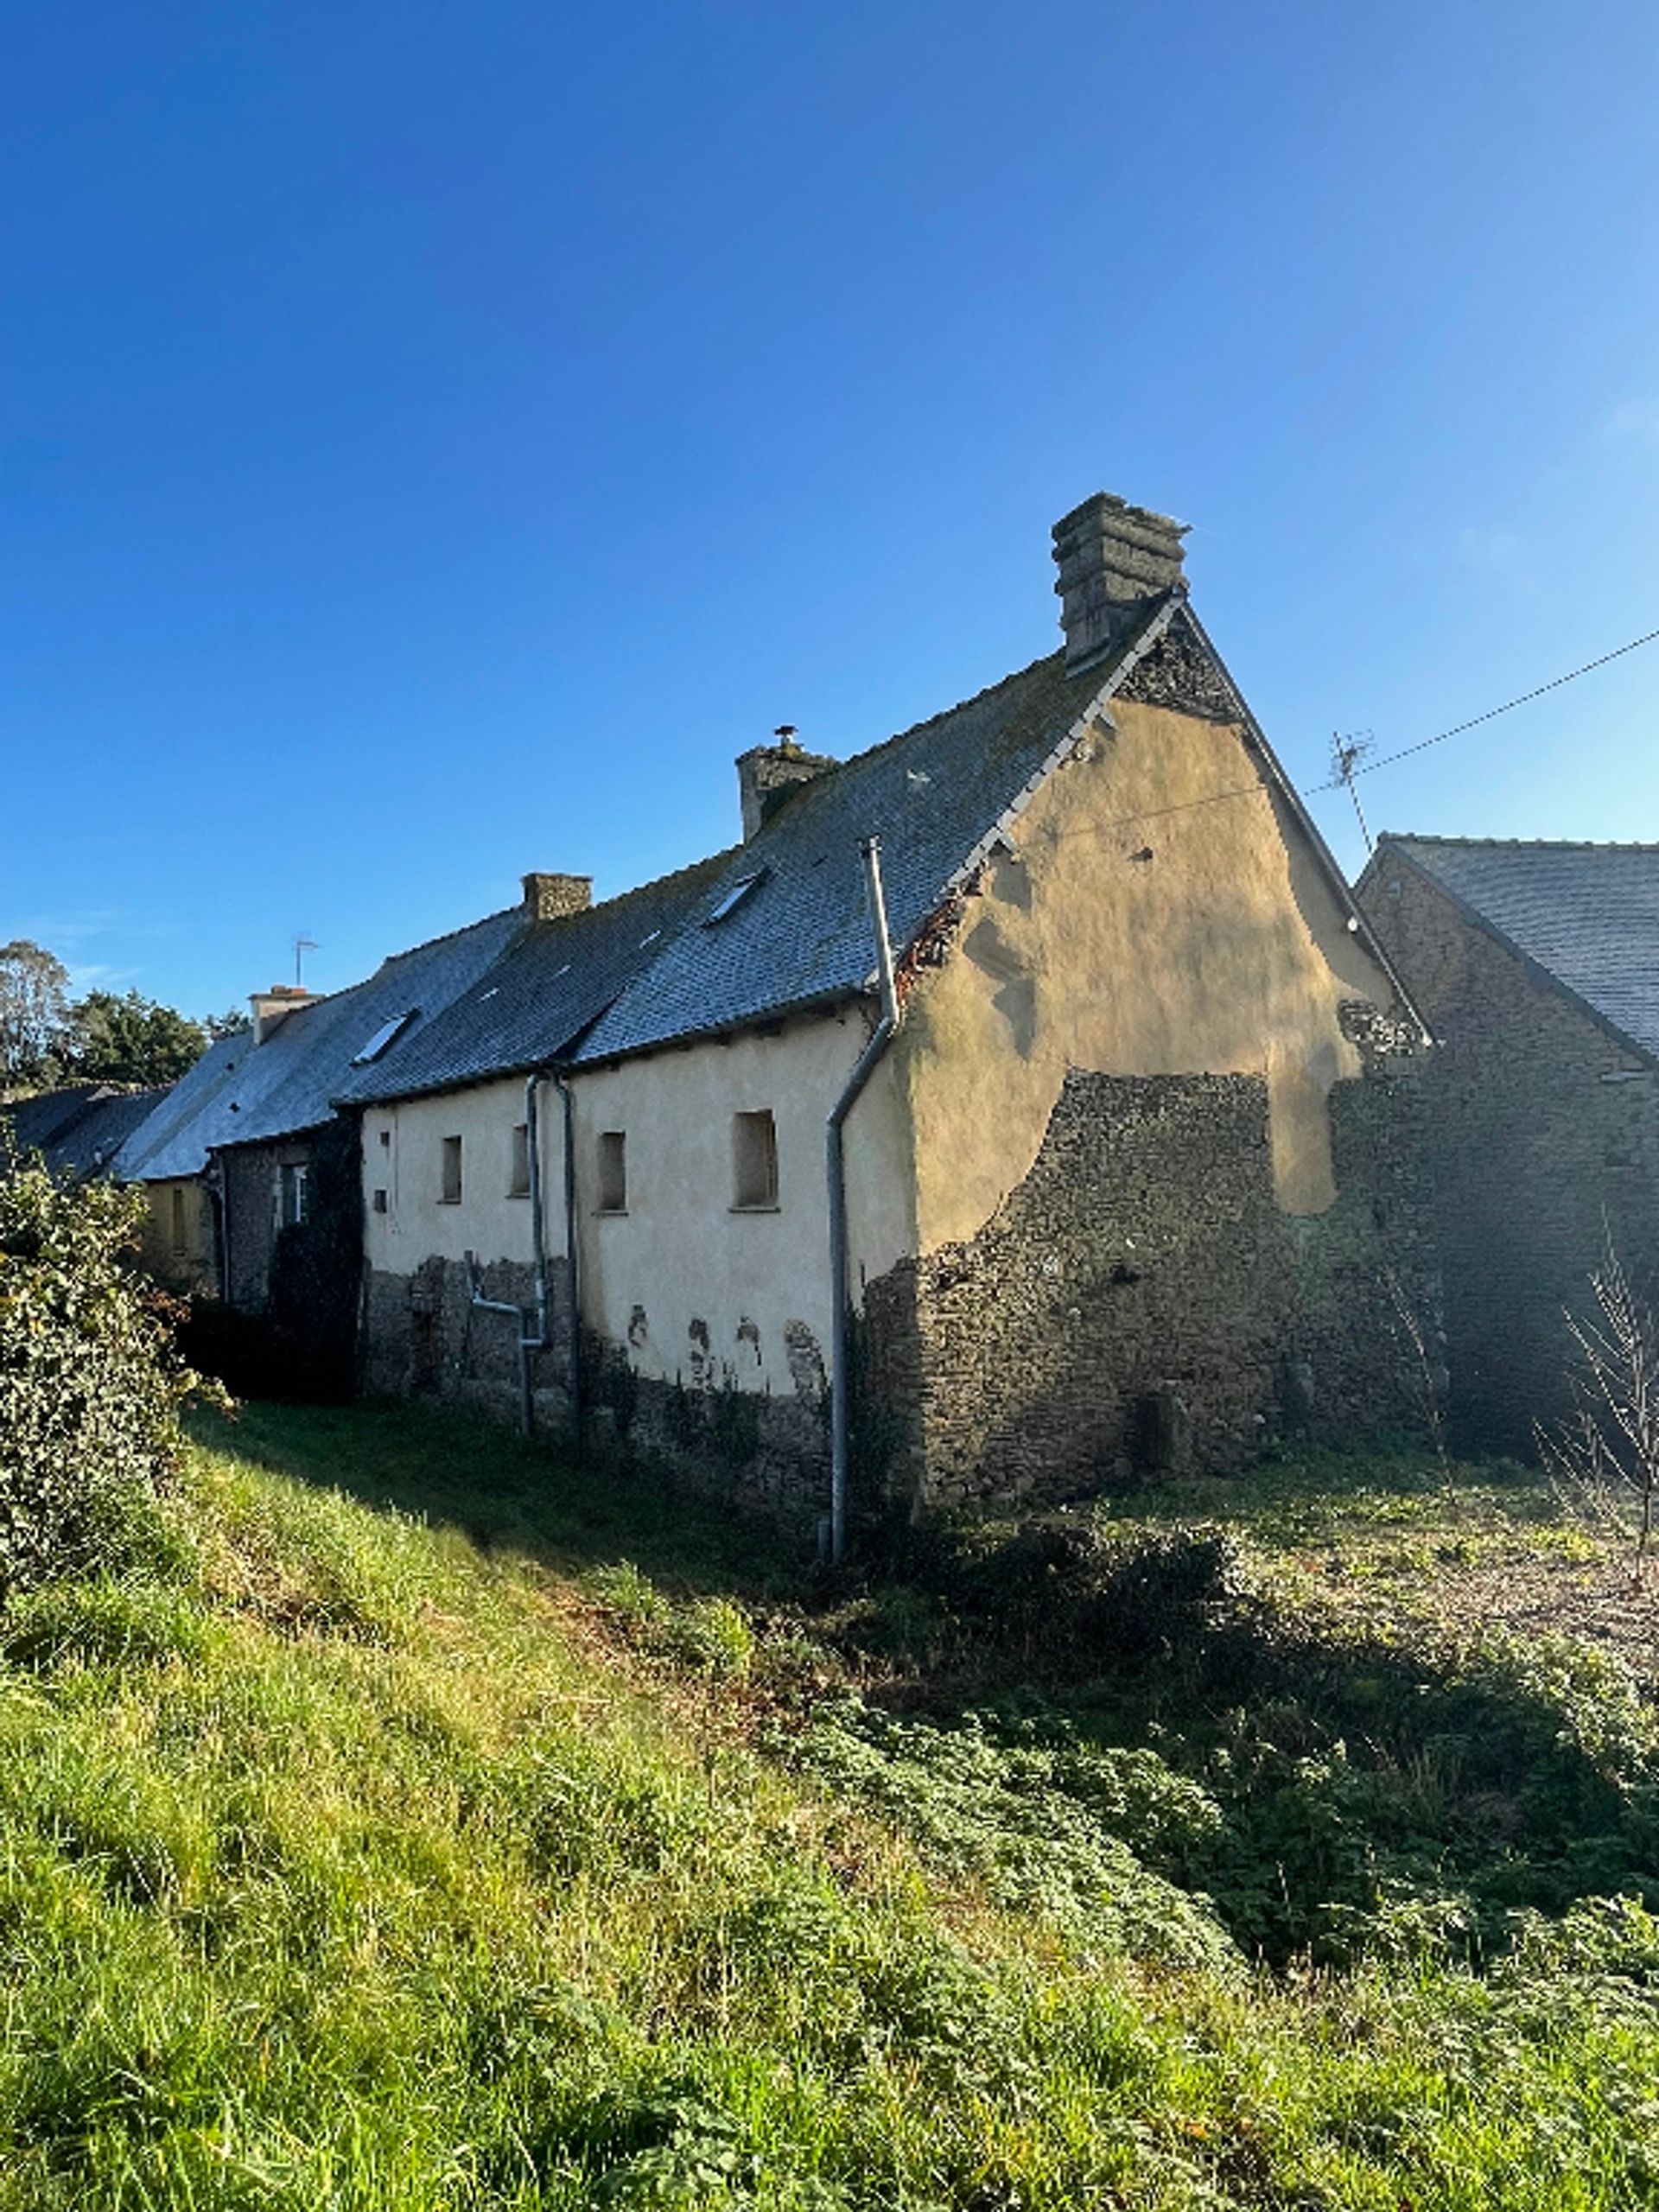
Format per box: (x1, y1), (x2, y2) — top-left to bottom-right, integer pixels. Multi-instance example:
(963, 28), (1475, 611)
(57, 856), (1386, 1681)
(293, 935), (318, 988)
(1329, 731), (1374, 853)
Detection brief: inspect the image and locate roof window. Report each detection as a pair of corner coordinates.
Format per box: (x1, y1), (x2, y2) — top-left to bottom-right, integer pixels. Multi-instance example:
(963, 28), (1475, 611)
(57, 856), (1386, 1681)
(351, 1010), (416, 1065)
(704, 870), (768, 925)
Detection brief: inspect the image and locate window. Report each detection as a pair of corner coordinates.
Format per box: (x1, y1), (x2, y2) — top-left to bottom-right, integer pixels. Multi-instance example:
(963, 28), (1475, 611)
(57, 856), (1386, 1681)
(732, 1109), (779, 1210)
(597, 1130), (627, 1213)
(351, 1010), (416, 1065)
(508, 1122), (531, 1198)
(278, 1162), (309, 1228)
(704, 870), (768, 925)
(439, 1135), (462, 1205)
(372, 1187), (389, 1215)
(170, 1186), (188, 1255)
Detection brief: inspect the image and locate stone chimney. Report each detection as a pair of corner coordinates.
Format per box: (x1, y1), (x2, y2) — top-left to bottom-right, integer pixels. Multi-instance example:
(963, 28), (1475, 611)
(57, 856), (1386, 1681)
(249, 985), (312, 1045)
(521, 872), (594, 923)
(1052, 493), (1188, 671)
(735, 728), (837, 842)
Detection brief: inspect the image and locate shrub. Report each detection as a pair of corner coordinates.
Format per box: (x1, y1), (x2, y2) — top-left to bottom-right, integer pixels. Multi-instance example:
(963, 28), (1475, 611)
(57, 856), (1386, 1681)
(0, 1154), (216, 1597)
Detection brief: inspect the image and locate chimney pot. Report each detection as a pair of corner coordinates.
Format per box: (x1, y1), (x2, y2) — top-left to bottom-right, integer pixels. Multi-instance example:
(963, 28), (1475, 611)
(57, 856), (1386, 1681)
(736, 735), (836, 841)
(1052, 492), (1187, 671)
(522, 872), (594, 923)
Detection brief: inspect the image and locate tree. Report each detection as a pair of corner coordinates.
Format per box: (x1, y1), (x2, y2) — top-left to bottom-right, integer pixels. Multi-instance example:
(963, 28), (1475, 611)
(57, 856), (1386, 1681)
(205, 1006), (251, 1039)
(64, 990), (209, 1087)
(0, 940), (72, 1090)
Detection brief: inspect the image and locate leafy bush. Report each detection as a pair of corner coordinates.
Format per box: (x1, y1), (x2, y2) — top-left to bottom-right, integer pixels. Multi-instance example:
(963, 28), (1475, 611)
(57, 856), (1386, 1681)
(0, 1154), (214, 1598)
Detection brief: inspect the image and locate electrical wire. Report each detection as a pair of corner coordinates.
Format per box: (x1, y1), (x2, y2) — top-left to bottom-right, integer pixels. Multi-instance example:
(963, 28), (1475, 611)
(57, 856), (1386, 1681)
(1054, 622), (1659, 845)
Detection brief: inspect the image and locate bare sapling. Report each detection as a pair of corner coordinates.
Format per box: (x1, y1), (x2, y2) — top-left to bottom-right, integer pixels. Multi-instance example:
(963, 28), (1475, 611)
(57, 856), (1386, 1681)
(1536, 1234), (1659, 1582)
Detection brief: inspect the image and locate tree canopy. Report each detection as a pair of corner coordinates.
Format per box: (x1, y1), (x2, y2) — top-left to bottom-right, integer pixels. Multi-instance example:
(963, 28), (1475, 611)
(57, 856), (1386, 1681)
(0, 942), (220, 1093)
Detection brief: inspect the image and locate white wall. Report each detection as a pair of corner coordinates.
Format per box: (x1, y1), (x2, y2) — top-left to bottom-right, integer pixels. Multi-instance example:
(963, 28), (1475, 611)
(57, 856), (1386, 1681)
(361, 1005), (916, 1398)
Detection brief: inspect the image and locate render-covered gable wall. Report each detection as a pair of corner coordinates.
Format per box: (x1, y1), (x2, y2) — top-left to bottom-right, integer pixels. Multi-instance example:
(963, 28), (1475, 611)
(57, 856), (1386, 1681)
(865, 665), (1432, 1510)
(1358, 853), (1659, 1448)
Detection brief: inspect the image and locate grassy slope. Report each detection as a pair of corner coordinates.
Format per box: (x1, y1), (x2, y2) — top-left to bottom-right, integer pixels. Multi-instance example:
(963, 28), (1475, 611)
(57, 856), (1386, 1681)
(0, 1403), (1656, 2209)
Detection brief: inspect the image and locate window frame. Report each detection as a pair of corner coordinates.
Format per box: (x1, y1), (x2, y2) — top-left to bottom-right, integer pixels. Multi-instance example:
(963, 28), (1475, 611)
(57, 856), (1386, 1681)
(438, 1135), (463, 1205)
(730, 1108), (779, 1212)
(595, 1129), (628, 1214)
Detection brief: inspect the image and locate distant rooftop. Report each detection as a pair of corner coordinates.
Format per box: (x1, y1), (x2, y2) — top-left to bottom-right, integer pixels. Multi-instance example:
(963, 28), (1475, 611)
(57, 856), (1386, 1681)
(1377, 834), (1659, 1060)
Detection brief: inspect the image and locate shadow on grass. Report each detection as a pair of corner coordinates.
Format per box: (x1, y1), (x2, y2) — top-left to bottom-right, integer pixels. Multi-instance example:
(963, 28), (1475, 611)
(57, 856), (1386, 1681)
(190, 1396), (812, 1600)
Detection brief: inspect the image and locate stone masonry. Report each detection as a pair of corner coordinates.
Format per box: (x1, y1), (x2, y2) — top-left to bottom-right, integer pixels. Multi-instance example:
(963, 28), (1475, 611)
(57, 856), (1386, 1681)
(1359, 856), (1659, 1450)
(861, 1062), (1435, 1516)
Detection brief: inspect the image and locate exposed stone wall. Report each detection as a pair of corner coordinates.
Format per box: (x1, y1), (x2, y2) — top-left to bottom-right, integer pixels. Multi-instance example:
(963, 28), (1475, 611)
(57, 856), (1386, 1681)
(362, 1252), (576, 1432)
(1359, 856), (1659, 1449)
(861, 1063), (1434, 1515)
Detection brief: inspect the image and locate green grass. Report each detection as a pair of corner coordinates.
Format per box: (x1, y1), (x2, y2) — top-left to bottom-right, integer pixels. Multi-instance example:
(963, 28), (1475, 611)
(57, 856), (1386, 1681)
(0, 1405), (1656, 2206)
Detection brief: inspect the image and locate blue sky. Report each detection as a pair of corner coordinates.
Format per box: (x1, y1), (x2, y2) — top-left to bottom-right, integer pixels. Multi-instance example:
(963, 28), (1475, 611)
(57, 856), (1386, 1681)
(4, 1), (1658, 1015)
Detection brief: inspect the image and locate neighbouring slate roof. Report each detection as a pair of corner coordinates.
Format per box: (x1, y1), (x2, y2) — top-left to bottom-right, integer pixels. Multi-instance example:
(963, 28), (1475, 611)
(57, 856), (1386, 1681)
(1382, 835), (1659, 1060)
(2, 1084), (171, 1179)
(113, 906), (523, 1182)
(572, 639), (1135, 1065)
(338, 853), (735, 1107)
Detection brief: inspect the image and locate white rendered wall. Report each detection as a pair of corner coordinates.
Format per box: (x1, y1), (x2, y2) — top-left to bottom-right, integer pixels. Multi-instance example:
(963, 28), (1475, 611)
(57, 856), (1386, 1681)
(360, 1006), (915, 1397)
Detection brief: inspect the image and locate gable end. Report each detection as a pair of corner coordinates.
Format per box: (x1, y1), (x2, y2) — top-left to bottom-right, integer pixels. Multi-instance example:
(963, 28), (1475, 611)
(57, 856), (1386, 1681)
(1115, 606), (1241, 722)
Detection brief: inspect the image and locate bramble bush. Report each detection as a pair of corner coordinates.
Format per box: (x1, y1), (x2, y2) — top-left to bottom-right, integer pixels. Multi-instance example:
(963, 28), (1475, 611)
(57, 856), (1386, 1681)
(0, 1152), (216, 1596)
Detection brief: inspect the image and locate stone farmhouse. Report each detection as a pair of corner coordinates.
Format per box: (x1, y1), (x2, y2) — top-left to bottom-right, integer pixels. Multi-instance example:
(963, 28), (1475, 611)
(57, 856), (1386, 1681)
(12, 493), (1437, 1528)
(330, 491), (1433, 1522)
(1357, 836), (1659, 1450)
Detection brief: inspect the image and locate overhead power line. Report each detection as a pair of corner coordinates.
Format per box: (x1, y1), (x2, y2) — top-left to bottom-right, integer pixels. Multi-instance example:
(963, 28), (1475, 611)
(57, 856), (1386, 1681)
(1054, 621), (1659, 846)
(1306, 624), (1659, 794)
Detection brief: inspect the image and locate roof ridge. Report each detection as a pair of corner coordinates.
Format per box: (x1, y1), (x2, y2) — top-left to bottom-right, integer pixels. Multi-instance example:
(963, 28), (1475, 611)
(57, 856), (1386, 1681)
(1384, 832), (1659, 854)
(374, 902), (522, 970)
(524, 845), (741, 929)
(833, 648), (1067, 774)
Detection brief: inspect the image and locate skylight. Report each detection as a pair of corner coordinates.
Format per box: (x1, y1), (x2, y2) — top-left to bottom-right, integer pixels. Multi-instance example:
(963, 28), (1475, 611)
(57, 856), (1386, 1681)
(351, 1010), (416, 1065)
(704, 871), (767, 925)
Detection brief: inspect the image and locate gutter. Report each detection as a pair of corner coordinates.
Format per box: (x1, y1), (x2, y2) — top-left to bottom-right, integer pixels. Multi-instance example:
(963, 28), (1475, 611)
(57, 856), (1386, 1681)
(824, 836), (900, 1567)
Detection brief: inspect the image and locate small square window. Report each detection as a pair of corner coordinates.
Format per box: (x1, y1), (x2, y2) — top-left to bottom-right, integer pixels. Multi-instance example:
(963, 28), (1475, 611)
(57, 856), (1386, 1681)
(508, 1122), (531, 1197)
(597, 1130), (627, 1213)
(372, 1187), (389, 1214)
(439, 1135), (462, 1205)
(732, 1109), (779, 1210)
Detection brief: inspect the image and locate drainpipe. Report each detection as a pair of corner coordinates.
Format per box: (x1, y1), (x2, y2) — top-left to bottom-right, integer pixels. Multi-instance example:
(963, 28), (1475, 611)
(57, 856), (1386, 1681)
(464, 1251), (537, 1437)
(549, 1070), (582, 1454)
(468, 1068), (582, 1446)
(825, 835), (900, 1567)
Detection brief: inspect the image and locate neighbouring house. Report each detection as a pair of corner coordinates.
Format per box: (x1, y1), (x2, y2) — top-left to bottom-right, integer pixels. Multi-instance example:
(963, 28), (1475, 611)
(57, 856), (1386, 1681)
(110, 912), (521, 1380)
(1357, 835), (1659, 1450)
(353, 492), (1435, 1522)
(1, 1084), (173, 1186)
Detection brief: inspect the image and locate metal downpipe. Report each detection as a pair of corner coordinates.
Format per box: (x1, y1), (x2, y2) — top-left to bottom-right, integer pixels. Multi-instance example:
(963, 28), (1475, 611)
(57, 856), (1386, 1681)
(550, 1070), (582, 1455)
(826, 836), (900, 1567)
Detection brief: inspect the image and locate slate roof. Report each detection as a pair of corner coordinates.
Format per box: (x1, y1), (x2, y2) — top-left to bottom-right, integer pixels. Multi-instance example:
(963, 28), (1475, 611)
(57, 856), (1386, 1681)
(1, 1084), (171, 1179)
(572, 640), (1133, 1064)
(1379, 836), (1659, 1061)
(92, 584), (1308, 1159)
(113, 906), (522, 1181)
(339, 853), (734, 1107)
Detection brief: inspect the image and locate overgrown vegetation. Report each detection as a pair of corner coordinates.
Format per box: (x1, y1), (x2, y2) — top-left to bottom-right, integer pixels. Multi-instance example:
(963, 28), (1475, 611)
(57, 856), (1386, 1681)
(0, 1152), (212, 1598)
(0, 1395), (1657, 2204)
